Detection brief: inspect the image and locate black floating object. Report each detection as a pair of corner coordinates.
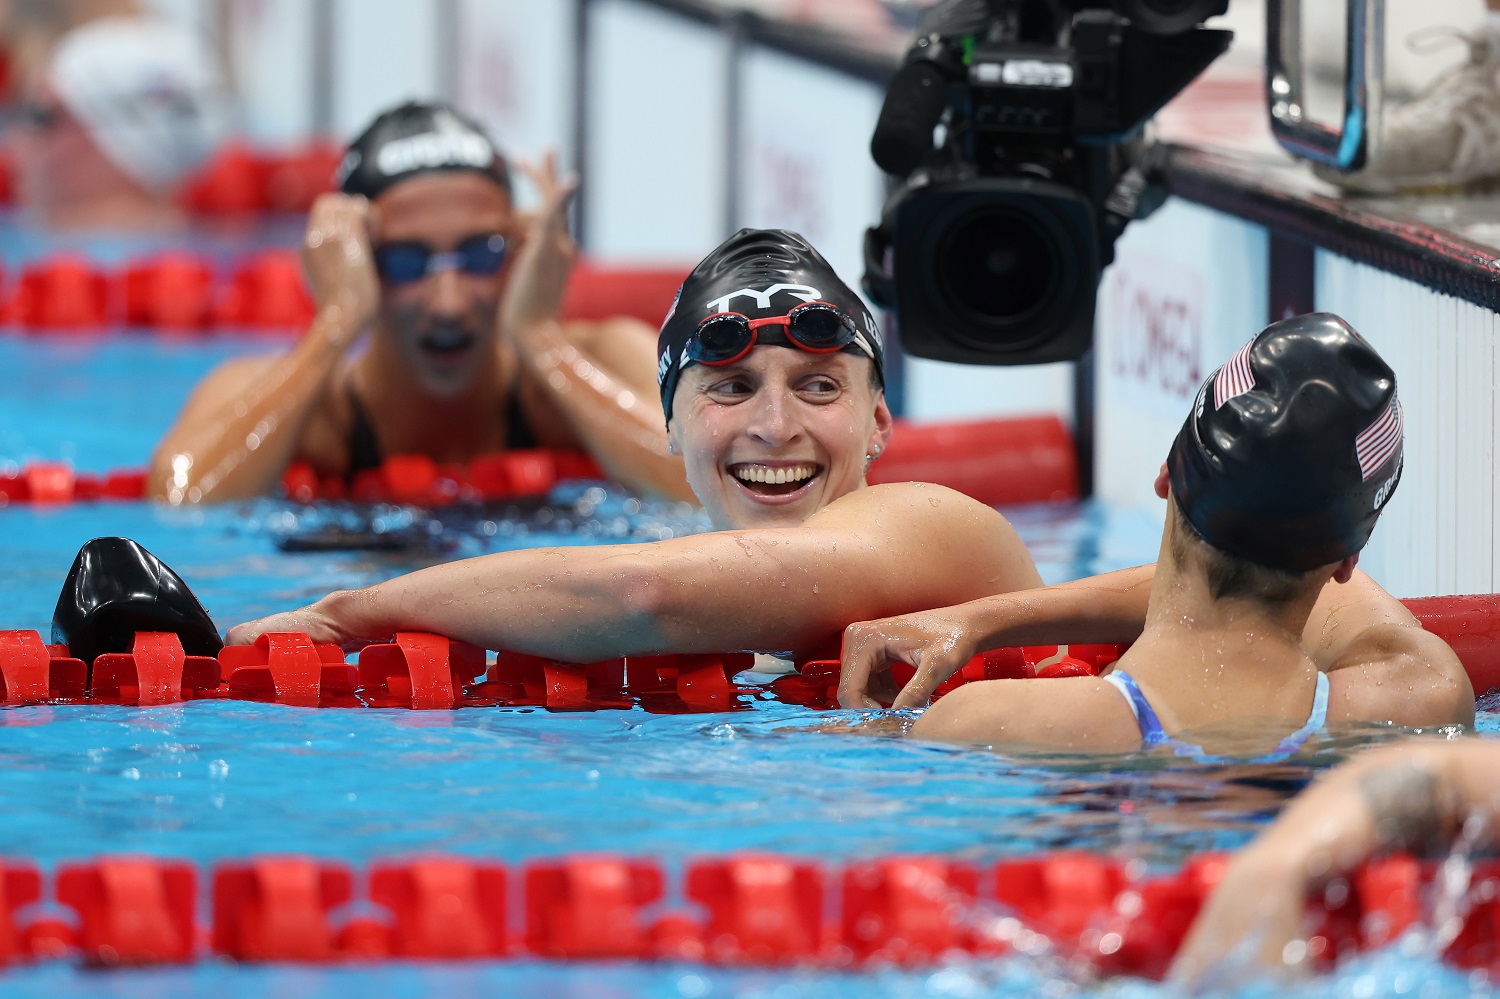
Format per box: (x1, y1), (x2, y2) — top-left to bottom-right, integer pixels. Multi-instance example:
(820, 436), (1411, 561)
(51, 537), (223, 669)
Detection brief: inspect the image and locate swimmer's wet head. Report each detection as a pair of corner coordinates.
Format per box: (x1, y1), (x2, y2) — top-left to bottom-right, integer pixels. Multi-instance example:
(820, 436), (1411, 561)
(51, 538), (221, 680)
(338, 101), (517, 397)
(657, 228), (891, 532)
(1166, 312), (1403, 594)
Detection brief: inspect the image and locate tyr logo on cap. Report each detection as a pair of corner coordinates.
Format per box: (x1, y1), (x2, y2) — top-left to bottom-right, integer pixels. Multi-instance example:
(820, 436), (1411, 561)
(704, 284), (822, 314)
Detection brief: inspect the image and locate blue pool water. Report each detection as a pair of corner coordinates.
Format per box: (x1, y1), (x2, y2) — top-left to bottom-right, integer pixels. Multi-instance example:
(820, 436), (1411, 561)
(0, 333), (1493, 998)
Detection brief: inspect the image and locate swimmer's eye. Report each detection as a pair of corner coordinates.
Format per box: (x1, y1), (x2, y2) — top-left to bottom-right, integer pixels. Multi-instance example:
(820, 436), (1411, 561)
(703, 376), (755, 401)
(796, 375), (843, 399)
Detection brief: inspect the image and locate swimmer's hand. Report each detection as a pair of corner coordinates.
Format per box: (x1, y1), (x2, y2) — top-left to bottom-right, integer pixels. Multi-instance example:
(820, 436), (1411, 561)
(225, 595), (377, 651)
(302, 193), (380, 339)
(837, 610), (979, 710)
(500, 150), (579, 342)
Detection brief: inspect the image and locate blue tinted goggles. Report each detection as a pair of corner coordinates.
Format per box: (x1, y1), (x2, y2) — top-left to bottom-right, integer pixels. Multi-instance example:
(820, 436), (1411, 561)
(373, 233), (508, 285)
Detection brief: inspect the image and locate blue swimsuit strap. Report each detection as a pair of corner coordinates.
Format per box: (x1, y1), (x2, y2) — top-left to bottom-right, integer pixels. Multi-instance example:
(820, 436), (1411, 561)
(1103, 670), (1329, 762)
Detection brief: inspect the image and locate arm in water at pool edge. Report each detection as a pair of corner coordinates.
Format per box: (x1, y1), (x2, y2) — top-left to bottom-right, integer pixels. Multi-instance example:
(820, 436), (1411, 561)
(225, 481), (1042, 661)
(1169, 737), (1500, 987)
(145, 194), (380, 503)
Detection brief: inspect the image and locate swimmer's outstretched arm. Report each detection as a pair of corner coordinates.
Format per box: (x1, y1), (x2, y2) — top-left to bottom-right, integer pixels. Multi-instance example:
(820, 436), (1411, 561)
(226, 483), (1040, 660)
(500, 154), (693, 501)
(1170, 737), (1500, 986)
(837, 565), (1155, 709)
(147, 195), (377, 503)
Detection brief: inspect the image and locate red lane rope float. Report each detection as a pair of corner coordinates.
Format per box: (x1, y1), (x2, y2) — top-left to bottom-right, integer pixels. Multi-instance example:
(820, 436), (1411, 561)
(0, 851), (1490, 974)
(0, 257), (686, 336)
(2, 593), (1498, 710)
(1, 408), (1072, 508)
(868, 415), (1079, 505)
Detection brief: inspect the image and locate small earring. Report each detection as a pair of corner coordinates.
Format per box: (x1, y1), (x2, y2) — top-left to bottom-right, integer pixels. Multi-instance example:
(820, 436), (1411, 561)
(667, 441), (679, 456)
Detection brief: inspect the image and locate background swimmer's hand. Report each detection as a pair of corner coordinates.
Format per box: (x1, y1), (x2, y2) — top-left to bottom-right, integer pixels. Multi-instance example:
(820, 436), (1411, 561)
(301, 192), (380, 340)
(837, 610), (979, 710)
(500, 151), (579, 342)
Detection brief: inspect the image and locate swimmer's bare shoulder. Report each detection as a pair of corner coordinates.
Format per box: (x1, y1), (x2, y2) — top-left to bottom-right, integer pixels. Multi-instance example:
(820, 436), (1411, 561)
(908, 675), (1141, 749)
(806, 482), (1044, 597)
(1313, 571), (1475, 727)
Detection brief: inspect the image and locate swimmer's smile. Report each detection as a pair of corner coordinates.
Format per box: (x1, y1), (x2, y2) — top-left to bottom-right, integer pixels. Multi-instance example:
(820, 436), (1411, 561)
(727, 461), (823, 501)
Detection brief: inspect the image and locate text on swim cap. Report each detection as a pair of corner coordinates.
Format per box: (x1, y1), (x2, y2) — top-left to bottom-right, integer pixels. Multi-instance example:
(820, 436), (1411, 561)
(1373, 451), (1402, 511)
(704, 284), (821, 314)
(376, 131), (493, 177)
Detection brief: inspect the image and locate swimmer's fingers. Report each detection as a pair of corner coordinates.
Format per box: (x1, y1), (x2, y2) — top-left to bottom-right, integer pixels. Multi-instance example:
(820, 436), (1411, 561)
(302, 193), (378, 323)
(891, 650), (965, 710)
(837, 622), (908, 709)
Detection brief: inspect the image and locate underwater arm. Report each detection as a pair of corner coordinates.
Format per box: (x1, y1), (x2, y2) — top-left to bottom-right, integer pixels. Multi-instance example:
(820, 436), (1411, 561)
(1171, 738), (1500, 986)
(838, 564), (1156, 709)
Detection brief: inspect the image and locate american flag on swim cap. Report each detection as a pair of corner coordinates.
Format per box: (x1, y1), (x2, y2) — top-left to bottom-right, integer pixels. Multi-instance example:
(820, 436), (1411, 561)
(1213, 339), (1255, 409)
(1355, 393), (1403, 481)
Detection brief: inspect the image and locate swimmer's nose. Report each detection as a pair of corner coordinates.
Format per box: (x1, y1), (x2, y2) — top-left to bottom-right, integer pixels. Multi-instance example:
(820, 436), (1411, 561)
(425, 267), (467, 318)
(746, 390), (802, 448)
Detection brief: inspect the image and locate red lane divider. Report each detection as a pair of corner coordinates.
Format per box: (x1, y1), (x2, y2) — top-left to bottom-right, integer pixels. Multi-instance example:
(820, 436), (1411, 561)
(0, 596), (1493, 711)
(0, 851), (1490, 973)
(0, 448), (606, 508)
(91, 632), (220, 706)
(0, 256), (687, 337)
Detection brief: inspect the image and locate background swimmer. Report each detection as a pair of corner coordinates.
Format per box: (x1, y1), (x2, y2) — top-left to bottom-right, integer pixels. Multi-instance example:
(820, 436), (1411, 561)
(225, 229), (1042, 660)
(1171, 737), (1500, 985)
(840, 314), (1473, 748)
(148, 101), (689, 504)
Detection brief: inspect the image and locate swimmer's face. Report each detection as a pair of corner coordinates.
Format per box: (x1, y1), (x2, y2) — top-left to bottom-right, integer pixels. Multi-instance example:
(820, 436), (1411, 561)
(370, 172), (516, 397)
(667, 346), (892, 531)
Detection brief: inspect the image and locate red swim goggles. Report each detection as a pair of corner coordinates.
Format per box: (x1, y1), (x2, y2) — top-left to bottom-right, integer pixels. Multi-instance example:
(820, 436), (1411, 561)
(685, 301), (860, 366)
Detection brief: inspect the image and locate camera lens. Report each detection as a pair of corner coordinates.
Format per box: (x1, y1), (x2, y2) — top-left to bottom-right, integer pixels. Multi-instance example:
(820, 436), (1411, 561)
(936, 210), (1059, 328)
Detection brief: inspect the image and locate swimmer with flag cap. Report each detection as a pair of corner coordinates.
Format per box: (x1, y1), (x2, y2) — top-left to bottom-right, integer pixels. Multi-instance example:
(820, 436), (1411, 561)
(149, 100), (689, 504)
(840, 313), (1473, 748)
(223, 228), (1043, 665)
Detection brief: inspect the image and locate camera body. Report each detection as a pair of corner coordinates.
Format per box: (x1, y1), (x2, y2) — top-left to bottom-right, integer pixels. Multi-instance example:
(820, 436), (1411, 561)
(864, 0), (1231, 365)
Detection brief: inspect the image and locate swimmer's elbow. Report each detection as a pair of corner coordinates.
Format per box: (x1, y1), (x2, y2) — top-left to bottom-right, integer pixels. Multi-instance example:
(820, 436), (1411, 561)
(609, 554), (680, 639)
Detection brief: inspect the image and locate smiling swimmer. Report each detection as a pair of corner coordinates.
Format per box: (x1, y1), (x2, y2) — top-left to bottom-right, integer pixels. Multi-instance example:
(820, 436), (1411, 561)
(148, 100), (690, 504)
(225, 228), (1043, 662)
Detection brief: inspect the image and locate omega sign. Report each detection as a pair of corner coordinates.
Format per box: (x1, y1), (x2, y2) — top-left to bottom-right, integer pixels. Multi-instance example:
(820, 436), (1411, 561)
(1103, 252), (1204, 407)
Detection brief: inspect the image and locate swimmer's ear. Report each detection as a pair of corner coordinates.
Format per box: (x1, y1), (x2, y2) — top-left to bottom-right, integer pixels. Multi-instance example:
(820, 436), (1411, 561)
(1332, 554), (1359, 584)
(1153, 462), (1170, 499)
(869, 393), (895, 458)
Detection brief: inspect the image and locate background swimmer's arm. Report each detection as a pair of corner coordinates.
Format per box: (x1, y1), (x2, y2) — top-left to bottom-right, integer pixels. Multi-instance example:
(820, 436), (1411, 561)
(1171, 738), (1500, 986)
(226, 483), (1037, 660)
(838, 564), (1156, 709)
(501, 154), (692, 501)
(1309, 570), (1474, 727)
(146, 194), (378, 503)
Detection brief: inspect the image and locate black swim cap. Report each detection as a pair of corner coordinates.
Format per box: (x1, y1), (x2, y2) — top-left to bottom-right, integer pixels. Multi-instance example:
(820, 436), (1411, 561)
(51, 537), (222, 676)
(657, 228), (885, 422)
(337, 101), (511, 200)
(1168, 313), (1403, 572)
